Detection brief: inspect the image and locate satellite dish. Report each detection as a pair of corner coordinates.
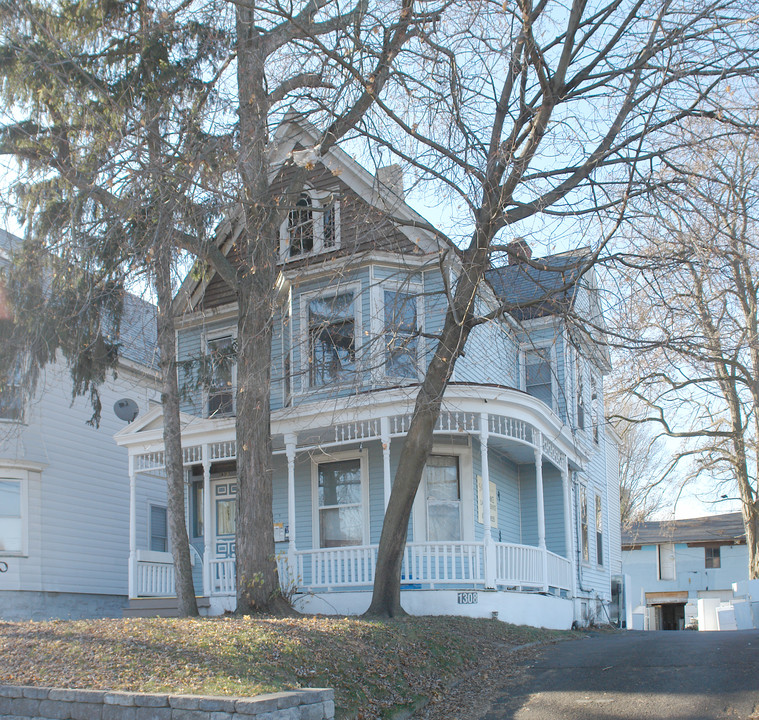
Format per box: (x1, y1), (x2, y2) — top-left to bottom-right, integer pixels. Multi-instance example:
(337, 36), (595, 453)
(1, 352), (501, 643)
(114, 398), (139, 422)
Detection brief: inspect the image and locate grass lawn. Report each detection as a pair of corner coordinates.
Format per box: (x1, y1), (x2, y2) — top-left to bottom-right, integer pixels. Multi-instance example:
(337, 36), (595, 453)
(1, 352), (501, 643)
(0, 615), (570, 719)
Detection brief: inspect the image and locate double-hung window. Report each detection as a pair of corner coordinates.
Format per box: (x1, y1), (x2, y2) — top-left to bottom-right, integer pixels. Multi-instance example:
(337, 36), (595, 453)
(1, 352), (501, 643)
(289, 193), (314, 256)
(0, 479), (22, 554)
(317, 459), (363, 547)
(705, 545), (721, 569)
(149, 504), (168, 552)
(384, 290), (418, 378)
(309, 292), (356, 386)
(576, 360), (586, 430)
(206, 333), (236, 417)
(0, 360), (23, 421)
(580, 486), (589, 562)
(591, 375), (599, 443)
(425, 456), (461, 541)
(524, 348), (553, 409)
(595, 494), (603, 566)
(285, 190), (340, 258)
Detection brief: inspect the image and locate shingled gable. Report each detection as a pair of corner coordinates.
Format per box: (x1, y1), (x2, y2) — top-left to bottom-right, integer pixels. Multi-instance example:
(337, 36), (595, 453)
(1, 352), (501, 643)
(485, 247), (592, 321)
(174, 121), (446, 315)
(622, 512), (747, 548)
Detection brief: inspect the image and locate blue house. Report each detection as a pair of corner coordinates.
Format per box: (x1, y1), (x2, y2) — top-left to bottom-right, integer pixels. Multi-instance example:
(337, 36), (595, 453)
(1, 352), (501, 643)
(115, 123), (621, 628)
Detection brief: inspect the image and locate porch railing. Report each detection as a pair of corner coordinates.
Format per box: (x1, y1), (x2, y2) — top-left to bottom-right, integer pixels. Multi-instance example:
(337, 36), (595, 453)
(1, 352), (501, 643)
(134, 541), (573, 598)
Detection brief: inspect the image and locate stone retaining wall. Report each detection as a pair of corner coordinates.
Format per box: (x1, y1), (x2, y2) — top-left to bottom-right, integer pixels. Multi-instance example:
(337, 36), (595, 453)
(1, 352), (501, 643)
(0, 686), (334, 720)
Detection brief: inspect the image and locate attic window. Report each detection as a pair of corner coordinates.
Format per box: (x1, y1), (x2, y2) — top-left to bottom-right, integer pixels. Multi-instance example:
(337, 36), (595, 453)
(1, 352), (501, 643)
(289, 193), (314, 256)
(282, 190), (340, 259)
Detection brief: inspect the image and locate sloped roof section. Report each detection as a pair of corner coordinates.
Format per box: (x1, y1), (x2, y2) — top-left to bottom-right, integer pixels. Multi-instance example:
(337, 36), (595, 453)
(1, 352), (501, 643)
(622, 512), (746, 547)
(485, 248), (592, 321)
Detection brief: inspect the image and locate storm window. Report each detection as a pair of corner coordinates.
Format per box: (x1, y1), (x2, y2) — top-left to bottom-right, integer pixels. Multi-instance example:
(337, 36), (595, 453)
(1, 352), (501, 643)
(425, 456), (461, 542)
(309, 292), (356, 386)
(317, 459), (363, 547)
(384, 290), (418, 378)
(525, 349), (553, 409)
(289, 193), (314, 256)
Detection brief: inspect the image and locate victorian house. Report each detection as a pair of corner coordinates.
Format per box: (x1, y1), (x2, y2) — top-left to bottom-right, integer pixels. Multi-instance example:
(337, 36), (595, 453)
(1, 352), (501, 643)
(115, 123), (621, 628)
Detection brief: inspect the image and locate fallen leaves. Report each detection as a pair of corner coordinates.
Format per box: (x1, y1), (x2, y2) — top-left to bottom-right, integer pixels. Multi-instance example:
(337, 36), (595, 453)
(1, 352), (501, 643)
(0, 616), (567, 719)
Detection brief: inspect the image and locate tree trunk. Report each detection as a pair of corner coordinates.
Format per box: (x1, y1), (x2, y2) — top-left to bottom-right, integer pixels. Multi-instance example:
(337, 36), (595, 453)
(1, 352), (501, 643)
(366, 248), (490, 616)
(745, 503), (759, 580)
(155, 245), (199, 617)
(232, 7), (291, 614)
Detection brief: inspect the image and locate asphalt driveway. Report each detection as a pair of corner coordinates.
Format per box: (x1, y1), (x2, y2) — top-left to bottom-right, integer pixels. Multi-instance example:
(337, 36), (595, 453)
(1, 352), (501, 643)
(482, 629), (759, 720)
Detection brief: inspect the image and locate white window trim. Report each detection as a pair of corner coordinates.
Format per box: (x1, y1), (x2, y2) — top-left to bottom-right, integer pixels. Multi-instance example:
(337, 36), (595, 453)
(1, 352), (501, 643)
(203, 326), (238, 417)
(520, 342), (558, 412)
(411, 444), (474, 543)
(146, 501), (170, 553)
(370, 278), (425, 385)
(298, 282), (363, 393)
(311, 448), (370, 549)
(0, 468), (29, 557)
(279, 188), (341, 261)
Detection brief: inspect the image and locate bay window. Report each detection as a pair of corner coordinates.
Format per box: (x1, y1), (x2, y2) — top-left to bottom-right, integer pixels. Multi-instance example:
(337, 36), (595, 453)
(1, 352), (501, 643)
(309, 292), (356, 386)
(384, 290), (418, 378)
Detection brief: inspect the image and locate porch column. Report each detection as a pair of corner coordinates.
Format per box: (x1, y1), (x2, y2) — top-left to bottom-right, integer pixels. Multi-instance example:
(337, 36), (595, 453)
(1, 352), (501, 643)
(534, 433), (548, 592)
(128, 455), (137, 599)
(285, 433), (297, 581)
(202, 445), (211, 597)
(380, 416), (392, 510)
(561, 460), (575, 596)
(479, 413), (496, 589)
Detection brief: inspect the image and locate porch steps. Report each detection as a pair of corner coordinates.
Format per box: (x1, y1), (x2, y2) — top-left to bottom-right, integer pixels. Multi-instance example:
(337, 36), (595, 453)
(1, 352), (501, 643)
(123, 596), (211, 618)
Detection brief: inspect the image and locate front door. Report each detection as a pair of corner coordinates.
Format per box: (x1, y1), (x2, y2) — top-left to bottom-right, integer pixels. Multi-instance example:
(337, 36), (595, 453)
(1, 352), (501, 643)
(212, 478), (237, 561)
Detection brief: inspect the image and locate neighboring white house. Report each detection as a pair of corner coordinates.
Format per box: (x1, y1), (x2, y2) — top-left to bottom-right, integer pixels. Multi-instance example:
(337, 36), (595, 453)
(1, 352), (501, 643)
(0, 229), (159, 620)
(622, 512), (753, 631)
(115, 121), (623, 630)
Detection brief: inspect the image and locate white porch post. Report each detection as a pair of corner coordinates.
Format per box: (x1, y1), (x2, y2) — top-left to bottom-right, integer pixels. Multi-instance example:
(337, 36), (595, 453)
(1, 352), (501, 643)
(380, 416), (392, 510)
(561, 460), (575, 596)
(202, 445), (212, 597)
(285, 433), (297, 579)
(128, 455), (137, 599)
(534, 433), (548, 592)
(480, 413), (496, 589)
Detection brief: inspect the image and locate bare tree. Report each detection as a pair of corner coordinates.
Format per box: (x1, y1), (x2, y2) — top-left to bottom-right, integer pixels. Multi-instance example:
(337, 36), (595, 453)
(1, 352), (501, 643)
(613, 125), (759, 578)
(605, 378), (672, 526)
(341, 0), (759, 616)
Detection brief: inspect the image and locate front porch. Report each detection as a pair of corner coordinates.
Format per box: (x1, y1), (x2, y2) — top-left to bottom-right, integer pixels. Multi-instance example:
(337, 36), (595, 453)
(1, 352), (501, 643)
(116, 384), (585, 626)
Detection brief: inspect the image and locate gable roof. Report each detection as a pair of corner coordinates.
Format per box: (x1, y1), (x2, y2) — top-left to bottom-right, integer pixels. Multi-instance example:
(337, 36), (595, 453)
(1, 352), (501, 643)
(0, 228), (157, 372)
(622, 512), (746, 547)
(485, 248), (592, 321)
(174, 120), (452, 315)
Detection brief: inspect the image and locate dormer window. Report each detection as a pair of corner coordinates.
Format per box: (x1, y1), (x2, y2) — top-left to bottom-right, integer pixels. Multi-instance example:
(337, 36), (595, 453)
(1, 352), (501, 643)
(289, 193), (314, 256)
(281, 189), (340, 259)
(0, 360), (24, 422)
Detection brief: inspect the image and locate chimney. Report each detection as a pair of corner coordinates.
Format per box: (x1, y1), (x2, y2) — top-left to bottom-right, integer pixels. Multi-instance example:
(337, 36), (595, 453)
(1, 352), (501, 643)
(377, 164), (405, 199)
(507, 238), (532, 265)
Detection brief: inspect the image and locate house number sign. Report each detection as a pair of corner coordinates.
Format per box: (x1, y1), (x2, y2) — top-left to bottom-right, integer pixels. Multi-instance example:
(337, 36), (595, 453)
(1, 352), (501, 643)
(457, 591), (478, 605)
